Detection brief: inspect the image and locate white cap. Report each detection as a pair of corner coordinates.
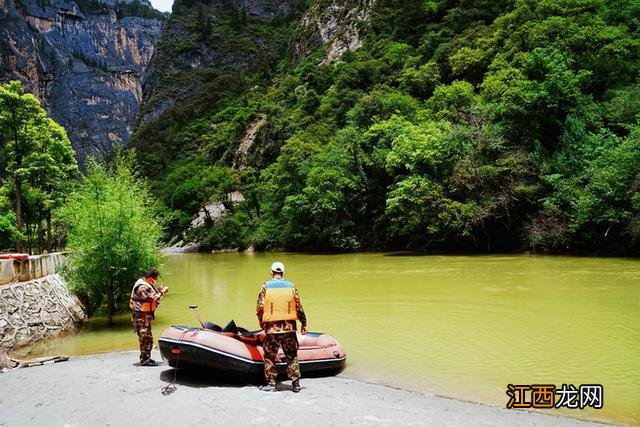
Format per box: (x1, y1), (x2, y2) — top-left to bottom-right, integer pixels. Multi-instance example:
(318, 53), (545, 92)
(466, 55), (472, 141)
(271, 261), (285, 273)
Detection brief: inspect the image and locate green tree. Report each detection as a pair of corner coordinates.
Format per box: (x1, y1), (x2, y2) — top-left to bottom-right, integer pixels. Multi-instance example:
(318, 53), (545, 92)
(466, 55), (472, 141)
(385, 174), (480, 247)
(0, 81), (41, 251)
(400, 60), (441, 98)
(282, 166), (364, 251)
(0, 188), (22, 249)
(280, 129), (367, 251)
(253, 126), (328, 248)
(60, 154), (162, 324)
(571, 128), (640, 251)
(0, 81), (78, 252)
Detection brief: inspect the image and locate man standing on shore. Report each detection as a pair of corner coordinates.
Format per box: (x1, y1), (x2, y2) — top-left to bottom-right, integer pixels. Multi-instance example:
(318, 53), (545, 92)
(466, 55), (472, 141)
(256, 261), (307, 392)
(130, 268), (168, 366)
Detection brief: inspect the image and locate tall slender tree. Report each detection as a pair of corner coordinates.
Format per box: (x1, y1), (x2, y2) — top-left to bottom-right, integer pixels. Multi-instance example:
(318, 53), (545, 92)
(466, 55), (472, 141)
(0, 81), (78, 253)
(60, 153), (162, 324)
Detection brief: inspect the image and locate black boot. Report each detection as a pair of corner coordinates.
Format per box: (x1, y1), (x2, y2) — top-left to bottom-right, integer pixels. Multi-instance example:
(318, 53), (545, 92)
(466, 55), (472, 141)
(291, 379), (301, 393)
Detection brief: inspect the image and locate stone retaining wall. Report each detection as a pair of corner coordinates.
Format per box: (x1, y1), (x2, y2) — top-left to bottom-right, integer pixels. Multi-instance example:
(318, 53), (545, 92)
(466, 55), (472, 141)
(0, 254), (86, 351)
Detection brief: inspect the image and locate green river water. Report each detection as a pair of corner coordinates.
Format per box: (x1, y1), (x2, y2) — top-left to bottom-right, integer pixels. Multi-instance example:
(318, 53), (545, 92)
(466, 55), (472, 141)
(29, 253), (639, 424)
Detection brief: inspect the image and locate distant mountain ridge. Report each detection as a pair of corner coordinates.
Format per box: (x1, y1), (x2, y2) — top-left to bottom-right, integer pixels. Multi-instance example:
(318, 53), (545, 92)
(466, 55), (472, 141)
(0, 0), (165, 164)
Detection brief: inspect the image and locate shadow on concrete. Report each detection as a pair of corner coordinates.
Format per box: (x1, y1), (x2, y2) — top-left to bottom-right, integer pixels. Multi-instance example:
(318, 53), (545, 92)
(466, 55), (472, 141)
(159, 367), (261, 389)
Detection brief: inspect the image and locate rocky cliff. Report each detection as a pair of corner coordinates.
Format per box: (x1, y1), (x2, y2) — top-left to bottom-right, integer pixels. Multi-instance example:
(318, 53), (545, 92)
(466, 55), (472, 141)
(133, 0), (298, 134)
(293, 0), (376, 65)
(0, 0), (165, 164)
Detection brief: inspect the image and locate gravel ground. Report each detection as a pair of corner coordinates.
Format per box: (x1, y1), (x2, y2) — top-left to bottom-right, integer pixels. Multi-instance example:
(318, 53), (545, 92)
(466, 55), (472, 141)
(0, 350), (603, 427)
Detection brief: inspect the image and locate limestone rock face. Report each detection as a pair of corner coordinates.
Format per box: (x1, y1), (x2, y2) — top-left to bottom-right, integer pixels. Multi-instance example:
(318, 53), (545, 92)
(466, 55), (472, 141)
(293, 0), (376, 65)
(0, 0), (164, 165)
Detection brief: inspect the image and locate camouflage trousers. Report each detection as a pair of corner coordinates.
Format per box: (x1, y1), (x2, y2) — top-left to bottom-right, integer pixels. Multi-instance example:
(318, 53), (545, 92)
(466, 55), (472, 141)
(263, 332), (300, 384)
(132, 311), (154, 363)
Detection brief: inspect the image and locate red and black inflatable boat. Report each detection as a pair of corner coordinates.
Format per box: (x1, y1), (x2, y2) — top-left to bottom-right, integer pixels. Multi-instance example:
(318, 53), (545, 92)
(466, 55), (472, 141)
(158, 321), (346, 377)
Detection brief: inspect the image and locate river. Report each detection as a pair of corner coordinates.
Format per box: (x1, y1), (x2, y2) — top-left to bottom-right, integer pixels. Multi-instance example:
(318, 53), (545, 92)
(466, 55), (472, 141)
(29, 253), (639, 424)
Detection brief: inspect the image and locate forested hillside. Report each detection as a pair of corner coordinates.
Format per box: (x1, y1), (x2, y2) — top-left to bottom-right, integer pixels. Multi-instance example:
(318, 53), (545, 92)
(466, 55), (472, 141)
(131, 0), (640, 254)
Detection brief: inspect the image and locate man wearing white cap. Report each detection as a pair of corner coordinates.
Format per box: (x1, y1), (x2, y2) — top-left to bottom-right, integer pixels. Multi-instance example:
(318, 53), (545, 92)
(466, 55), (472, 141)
(256, 261), (307, 392)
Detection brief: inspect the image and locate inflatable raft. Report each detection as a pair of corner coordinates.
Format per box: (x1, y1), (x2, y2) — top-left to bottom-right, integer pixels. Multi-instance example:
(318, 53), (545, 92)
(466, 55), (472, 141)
(158, 321), (346, 377)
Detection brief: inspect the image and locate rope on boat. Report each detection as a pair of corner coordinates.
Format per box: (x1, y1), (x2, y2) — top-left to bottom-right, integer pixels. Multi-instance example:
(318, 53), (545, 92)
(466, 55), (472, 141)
(161, 330), (188, 396)
(161, 381), (177, 395)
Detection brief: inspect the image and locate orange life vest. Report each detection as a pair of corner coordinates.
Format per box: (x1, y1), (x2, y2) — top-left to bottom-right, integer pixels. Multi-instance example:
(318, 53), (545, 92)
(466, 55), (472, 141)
(129, 278), (158, 312)
(262, 279), (298, 322)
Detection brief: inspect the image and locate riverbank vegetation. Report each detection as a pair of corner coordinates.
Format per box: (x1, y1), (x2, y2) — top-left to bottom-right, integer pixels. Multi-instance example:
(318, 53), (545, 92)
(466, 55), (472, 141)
(1, 81), (162, 322)
(132, 0), (640, 255)
(59, 154), (162, 323)
(0, 81), (79, 253)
